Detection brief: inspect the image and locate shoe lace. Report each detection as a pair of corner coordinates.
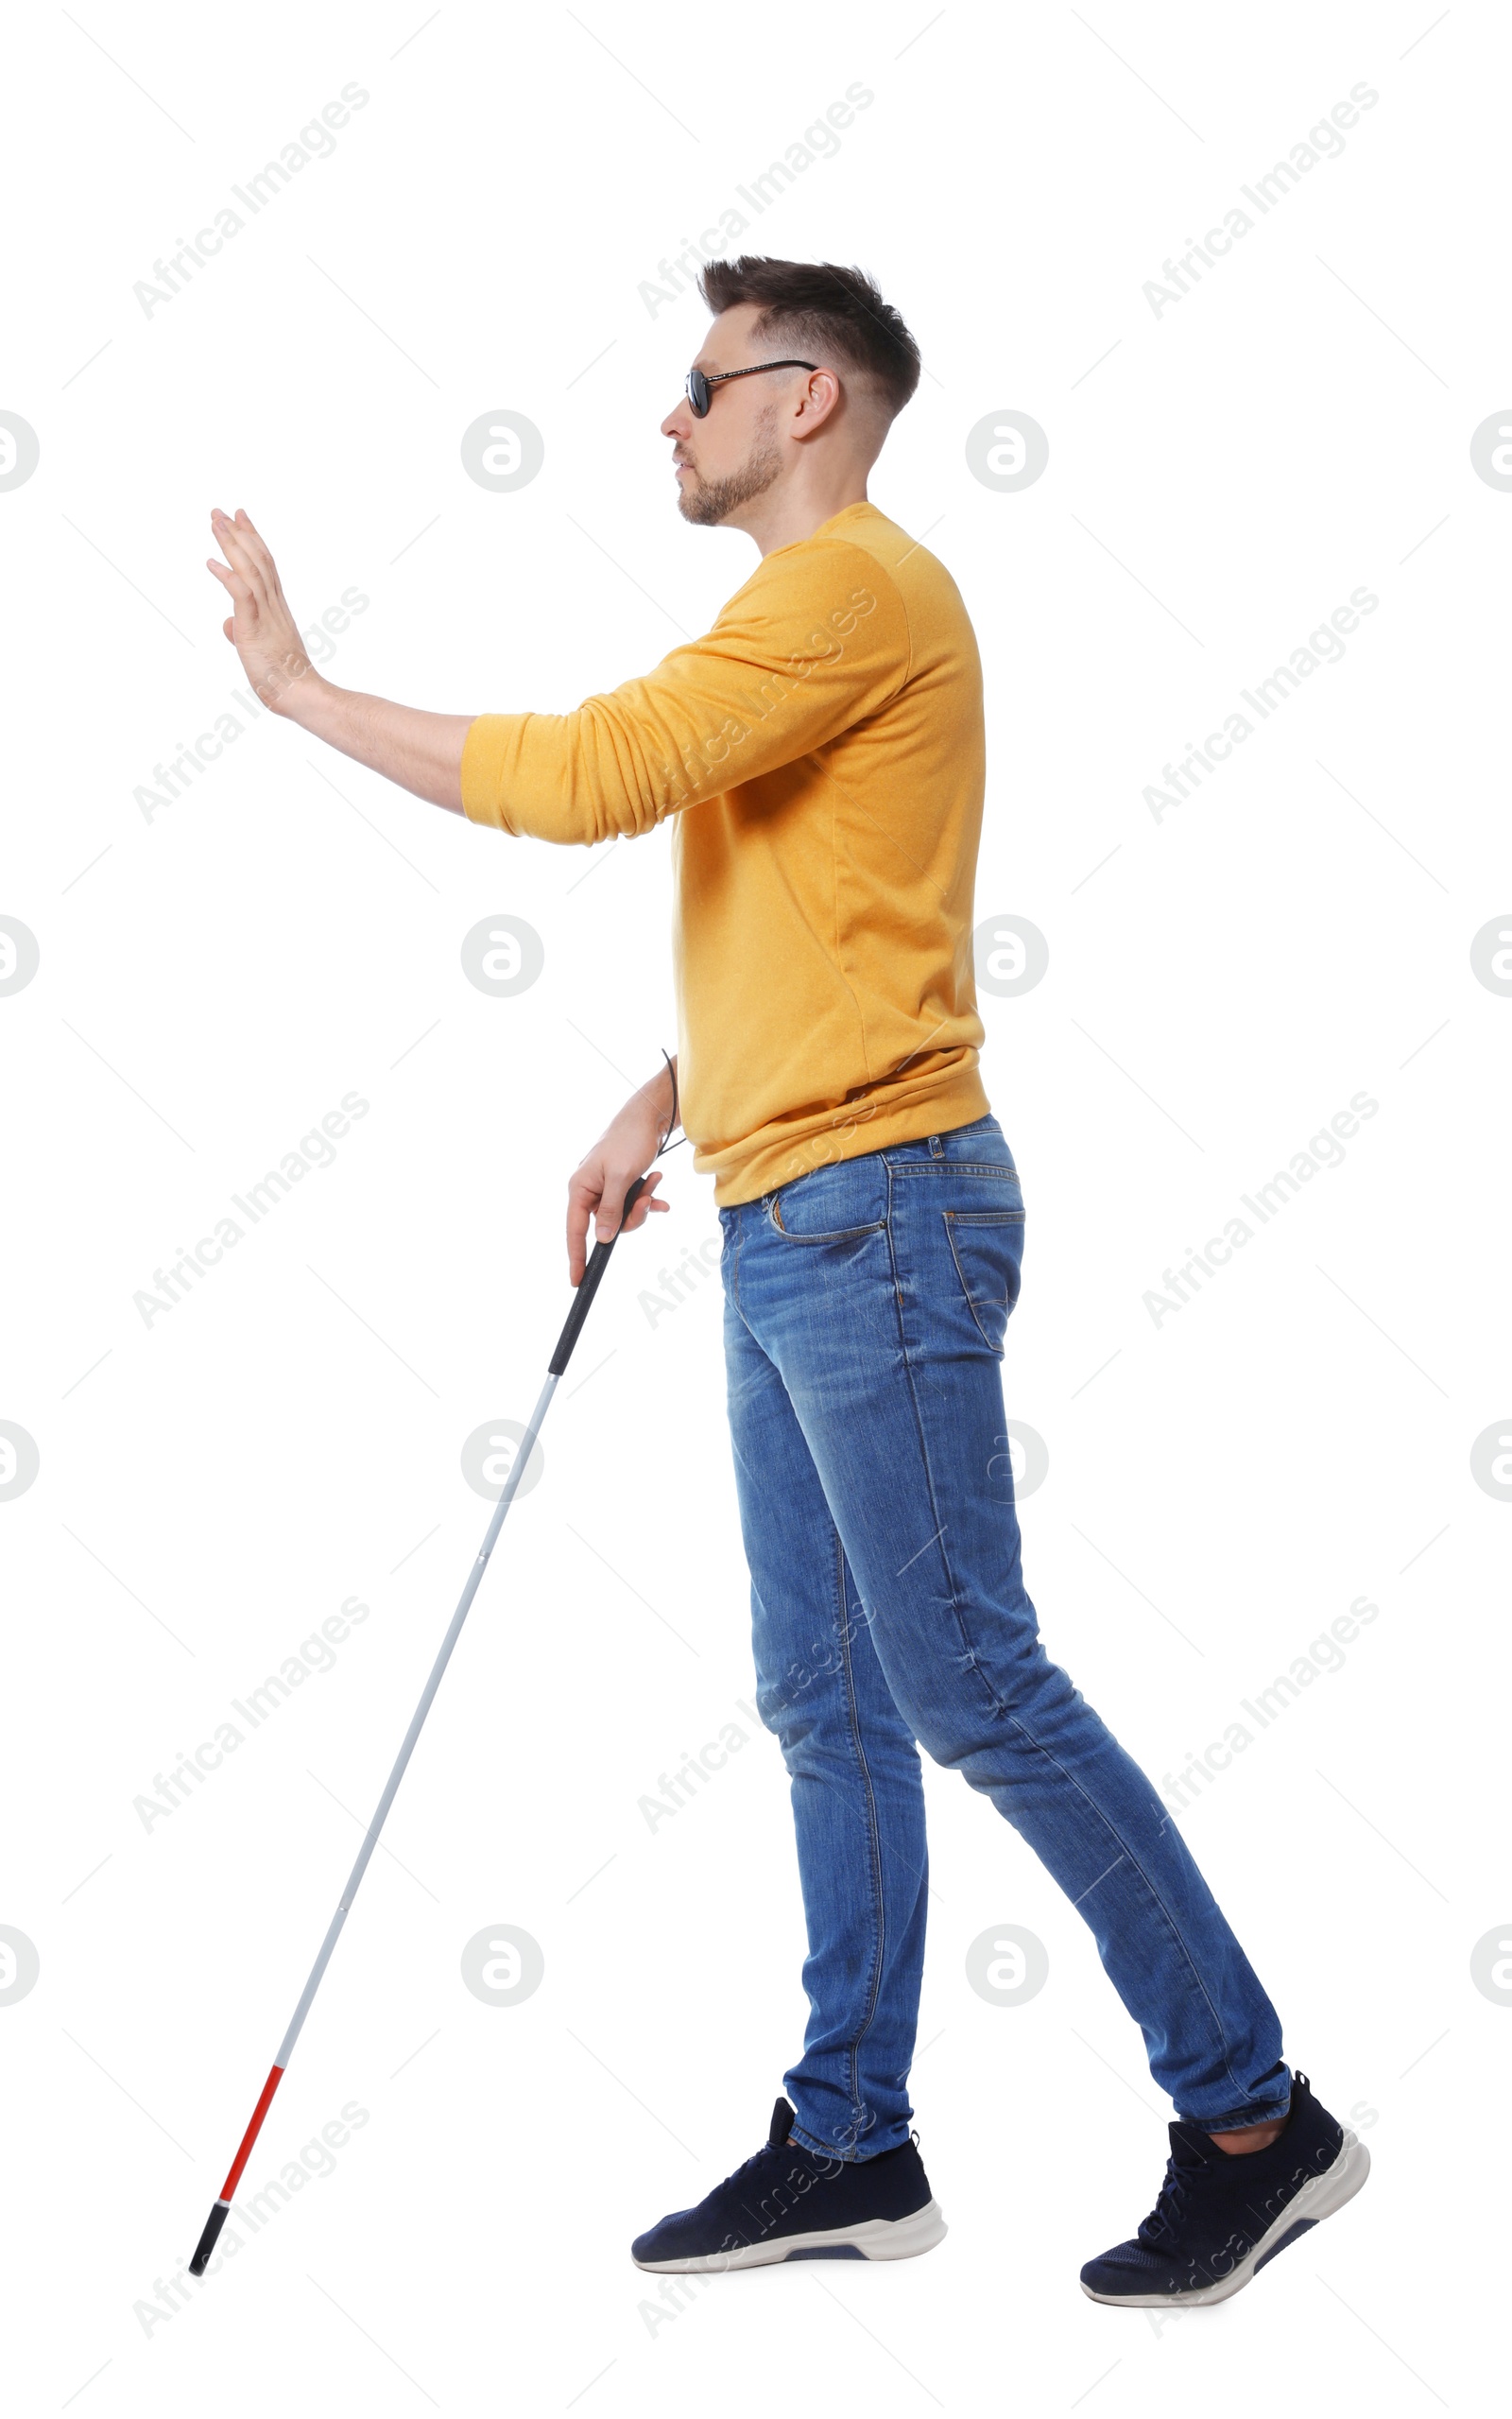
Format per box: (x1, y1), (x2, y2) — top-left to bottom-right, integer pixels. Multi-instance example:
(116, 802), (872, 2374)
(719, 2142), (779, 2192)
(1138, 2152), (1194, 2247)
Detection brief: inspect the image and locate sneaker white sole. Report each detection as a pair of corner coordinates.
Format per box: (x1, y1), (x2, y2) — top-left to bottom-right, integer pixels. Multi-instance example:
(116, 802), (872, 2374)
(633, 2198), (948, 2272)
(1080, 2131), (1371, 2308)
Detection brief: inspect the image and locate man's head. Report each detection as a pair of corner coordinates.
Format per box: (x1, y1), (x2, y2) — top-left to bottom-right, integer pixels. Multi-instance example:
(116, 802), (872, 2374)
(661, 257), (920, 533)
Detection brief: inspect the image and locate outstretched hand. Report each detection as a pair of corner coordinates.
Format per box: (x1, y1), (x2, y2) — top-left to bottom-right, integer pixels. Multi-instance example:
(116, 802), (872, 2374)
(205, 507), (317, 713)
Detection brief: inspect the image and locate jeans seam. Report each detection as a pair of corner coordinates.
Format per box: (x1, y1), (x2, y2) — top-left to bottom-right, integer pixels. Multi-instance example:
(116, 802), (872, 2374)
(884, 1166), (1012, 1725)
(833, 1529), (887, 2141)
(726, 1210), (745, 1322)
(886, 1166), (1018, 1180)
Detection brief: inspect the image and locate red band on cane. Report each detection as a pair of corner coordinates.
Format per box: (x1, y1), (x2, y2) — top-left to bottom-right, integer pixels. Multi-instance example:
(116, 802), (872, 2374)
(218, 2064), (286, 2201)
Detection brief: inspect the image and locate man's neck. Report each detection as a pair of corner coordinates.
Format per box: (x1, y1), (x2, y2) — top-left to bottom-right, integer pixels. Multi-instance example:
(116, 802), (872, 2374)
(738, 475), (872, 559)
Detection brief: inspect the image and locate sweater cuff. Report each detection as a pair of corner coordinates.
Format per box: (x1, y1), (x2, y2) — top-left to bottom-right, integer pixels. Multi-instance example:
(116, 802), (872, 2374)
(459, 714), (513, 829)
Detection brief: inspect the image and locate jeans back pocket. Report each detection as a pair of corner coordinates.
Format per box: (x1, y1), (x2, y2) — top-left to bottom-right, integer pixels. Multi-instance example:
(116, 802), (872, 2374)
(944, 1207), (1025, 1354)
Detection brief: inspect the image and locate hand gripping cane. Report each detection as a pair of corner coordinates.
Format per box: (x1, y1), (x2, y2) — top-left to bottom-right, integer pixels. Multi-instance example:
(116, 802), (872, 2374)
(187, 1177), (646, 2275)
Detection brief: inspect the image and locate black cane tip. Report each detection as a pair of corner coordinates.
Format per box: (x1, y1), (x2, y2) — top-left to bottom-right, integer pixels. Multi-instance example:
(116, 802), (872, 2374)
(189, 2200), (231, 2276)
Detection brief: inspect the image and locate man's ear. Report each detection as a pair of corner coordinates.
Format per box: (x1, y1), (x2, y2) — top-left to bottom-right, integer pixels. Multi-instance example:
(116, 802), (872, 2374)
(794, 368), (843, 438)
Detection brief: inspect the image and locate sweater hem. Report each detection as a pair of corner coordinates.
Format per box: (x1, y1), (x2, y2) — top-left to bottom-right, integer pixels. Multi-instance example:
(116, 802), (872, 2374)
(698, 1062), (991, 1207)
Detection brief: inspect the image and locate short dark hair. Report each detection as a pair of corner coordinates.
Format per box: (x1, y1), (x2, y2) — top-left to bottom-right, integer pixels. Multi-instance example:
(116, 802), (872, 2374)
(696, 256), (920, 421)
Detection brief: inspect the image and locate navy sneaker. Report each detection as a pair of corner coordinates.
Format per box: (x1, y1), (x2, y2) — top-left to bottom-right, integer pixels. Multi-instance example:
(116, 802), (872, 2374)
(1081, 2070), (1369, 2307)
(631, 2096), (947, 2272)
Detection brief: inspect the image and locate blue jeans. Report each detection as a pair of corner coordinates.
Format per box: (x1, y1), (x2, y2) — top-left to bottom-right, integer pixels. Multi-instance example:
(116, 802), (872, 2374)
(718, 1114), (1290, 2160)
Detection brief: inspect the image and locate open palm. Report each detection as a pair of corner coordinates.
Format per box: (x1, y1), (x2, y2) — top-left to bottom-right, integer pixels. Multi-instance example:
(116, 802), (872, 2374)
(205, 507), (314, 711)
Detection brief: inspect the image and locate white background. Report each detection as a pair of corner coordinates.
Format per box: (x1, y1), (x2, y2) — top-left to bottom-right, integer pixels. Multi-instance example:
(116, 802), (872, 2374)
(2, 2), (1506, 2410)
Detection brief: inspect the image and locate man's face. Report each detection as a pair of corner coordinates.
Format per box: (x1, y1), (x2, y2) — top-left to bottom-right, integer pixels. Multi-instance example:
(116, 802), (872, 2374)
(660, 304), (794, 527)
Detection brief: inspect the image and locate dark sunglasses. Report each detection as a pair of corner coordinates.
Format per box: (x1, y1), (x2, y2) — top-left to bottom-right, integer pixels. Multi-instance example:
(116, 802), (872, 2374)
(684, 358), (817, 418)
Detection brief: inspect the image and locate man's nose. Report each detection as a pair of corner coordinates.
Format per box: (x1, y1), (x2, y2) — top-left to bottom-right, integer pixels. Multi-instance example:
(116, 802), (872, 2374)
(661, 400), (691, 438)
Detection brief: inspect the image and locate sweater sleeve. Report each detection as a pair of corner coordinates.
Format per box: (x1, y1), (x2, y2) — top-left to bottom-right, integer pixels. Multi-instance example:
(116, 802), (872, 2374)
(459, 539), (909, 844)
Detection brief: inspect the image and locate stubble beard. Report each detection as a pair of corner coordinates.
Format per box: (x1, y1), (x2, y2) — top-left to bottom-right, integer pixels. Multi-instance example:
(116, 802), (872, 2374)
(678, 409), (782, 527)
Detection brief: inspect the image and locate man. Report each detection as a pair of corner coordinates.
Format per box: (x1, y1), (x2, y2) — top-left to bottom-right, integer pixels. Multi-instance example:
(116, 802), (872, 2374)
(206, 255), (1368, 2305)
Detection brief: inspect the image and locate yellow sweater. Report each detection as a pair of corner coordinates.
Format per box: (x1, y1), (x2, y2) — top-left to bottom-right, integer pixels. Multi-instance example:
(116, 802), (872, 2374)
(460, 499), (989, 1204)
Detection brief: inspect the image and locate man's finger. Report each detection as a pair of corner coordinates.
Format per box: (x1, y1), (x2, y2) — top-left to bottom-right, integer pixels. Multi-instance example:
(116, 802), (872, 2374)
(565, 1179), (597, 1286)
(593, 1169), (651, 1240)
(620, 1174), (665, 1230)
(566, 1158), (662, 1279)
(208, 558), (252, 604)
(211, 511), (269, 604)
(233, 510), (279, 581)
(235, 510), (283, 596)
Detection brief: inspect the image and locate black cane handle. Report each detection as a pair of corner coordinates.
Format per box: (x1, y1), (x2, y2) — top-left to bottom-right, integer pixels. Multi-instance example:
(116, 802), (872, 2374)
(547, 1175), (647, 1375)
